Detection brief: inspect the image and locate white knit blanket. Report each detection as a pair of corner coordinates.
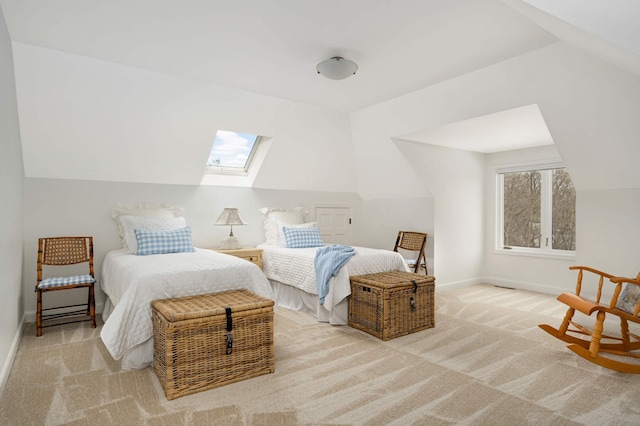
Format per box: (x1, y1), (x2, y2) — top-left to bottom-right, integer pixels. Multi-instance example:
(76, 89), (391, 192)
(258, 244), (409, 311)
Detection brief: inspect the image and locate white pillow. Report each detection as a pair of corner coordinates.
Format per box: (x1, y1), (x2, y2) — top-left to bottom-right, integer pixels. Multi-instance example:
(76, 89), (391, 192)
(111, 203), (183, 248)
(275, 220), (318, 247)
(118, 215), (188, 253)
(258, 207), (306, 245)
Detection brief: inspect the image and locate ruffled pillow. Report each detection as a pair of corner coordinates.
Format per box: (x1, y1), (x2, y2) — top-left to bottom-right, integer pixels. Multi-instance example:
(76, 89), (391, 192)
(111, 203), (183, 249)
(118, 215), (188, 253)
(258, 207), (306, 245)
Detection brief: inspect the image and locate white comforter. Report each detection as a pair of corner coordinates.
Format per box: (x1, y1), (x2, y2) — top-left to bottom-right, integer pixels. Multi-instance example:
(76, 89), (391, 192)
(258, 244), (409, 311)
(100, 248), (273, 361)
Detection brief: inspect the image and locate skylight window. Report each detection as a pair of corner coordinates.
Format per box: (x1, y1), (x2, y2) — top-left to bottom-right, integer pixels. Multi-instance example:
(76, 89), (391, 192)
(206, 130), (261, 174)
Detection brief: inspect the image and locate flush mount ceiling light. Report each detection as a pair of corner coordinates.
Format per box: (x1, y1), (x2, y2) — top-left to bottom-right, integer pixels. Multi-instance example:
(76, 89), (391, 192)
(316, 56), (358, 80)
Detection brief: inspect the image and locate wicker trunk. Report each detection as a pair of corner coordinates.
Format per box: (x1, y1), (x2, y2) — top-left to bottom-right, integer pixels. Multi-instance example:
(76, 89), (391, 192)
(151, 289), (274, 400)
(349, 271), (435, 340)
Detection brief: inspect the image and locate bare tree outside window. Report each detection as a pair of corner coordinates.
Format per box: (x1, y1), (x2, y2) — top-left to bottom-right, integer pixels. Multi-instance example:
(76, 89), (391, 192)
(501, 167), (575, 252)
(503, 171), (541, 248)
(552, 169), (576, 250)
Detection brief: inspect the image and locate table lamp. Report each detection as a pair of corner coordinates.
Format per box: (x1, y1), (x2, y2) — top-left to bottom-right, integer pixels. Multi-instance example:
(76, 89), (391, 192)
(215, 208), (247, 249)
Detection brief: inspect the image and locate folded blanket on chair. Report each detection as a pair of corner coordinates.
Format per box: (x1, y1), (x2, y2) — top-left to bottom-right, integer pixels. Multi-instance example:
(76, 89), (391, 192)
(315, 244), (356, 305)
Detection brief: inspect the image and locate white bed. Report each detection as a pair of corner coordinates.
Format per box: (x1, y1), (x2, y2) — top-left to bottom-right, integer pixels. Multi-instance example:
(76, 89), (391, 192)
(258, 243), (409, 325)
(100, 248), (273, 370)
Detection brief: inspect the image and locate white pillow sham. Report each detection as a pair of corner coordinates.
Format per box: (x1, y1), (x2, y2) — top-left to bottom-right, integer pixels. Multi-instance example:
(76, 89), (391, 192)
(275, 220), (318, 247)
(258, 207), (307, 245)
(111, 203), (183, 248)
(118, 215), (188, 253)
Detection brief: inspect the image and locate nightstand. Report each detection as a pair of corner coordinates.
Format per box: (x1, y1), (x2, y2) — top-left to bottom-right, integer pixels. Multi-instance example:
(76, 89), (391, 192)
(215, 247), (263, 270)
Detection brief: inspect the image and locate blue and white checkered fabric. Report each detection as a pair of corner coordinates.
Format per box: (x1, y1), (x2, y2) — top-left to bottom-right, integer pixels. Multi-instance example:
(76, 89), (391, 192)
(283, 226), (324, 248)
(39, 274), (95, 289)
(134, 226), (196, 255)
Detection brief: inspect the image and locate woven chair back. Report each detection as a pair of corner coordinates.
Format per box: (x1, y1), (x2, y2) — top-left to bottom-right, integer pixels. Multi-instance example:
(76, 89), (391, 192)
(396, 232), (427, 251)
(40, 237), (91, 265)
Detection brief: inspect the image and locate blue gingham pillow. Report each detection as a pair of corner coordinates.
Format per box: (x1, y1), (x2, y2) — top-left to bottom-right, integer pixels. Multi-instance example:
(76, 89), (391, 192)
(283, 226), (324, 248)
(134, 226), (196, 255)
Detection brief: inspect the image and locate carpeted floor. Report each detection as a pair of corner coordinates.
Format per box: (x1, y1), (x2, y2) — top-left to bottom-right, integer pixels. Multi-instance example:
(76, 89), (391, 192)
(2, 284), (640, 425)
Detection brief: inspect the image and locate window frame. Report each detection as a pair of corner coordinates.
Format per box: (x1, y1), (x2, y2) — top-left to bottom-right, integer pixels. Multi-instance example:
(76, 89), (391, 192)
(495, 162), (576, 260)
(205, 132), (263, 176)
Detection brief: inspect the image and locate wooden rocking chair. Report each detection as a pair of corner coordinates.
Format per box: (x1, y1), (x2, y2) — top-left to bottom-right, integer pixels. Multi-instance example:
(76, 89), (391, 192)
(539, 266), (640, 373)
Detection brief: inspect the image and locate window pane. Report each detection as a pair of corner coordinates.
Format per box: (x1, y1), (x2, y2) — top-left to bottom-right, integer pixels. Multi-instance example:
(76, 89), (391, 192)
(207, 130), (258, 169)
(503, 171), (541, 248)
(552, 168), (576, 250)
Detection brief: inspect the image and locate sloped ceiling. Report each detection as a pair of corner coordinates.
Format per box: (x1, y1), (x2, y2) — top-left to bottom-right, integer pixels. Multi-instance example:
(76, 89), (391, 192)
(0, 0), (556, 113)
(1, 0), (639, 188)
(399, 104), (554, 154)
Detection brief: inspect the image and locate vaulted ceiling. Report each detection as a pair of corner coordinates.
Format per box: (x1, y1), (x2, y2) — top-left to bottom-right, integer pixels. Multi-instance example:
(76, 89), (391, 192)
(2, 0), (638, 113)
(1, 0), (639, 183)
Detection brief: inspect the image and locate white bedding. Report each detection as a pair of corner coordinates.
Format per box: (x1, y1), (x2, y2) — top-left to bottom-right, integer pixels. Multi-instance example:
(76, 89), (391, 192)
(258, 244), (409, 314)
(100, 248), (273, 366)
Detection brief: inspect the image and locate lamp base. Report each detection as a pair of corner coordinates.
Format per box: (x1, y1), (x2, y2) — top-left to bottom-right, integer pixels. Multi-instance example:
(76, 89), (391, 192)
(219, 236), (241, 250)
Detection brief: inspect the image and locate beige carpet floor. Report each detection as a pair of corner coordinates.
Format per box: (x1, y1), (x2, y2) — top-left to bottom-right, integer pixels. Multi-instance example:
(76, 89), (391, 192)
(2, 284), (640, 425)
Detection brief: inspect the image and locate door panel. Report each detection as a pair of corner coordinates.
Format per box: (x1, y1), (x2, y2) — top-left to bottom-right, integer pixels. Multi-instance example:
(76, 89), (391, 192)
(315, 206), (352, 245)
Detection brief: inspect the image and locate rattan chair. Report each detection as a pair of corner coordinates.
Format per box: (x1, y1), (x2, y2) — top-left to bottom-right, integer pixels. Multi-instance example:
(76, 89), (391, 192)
(393, 231), (428, 275)
(36, 236), (96, 336)
(539, 266), (640, 373)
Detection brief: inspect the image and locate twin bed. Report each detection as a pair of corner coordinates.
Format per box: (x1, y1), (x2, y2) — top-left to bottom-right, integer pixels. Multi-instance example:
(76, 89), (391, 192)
(100, 204), (409, 370)
(101, 248), (272, 370)
(260, 244), (409, 324)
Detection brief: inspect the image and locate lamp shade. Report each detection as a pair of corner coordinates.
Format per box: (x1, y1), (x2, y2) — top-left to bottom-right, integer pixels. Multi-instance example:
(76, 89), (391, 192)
(215, 208), (247, 226)
(215, 208), (246, 249)
(316, 56), (358, 80)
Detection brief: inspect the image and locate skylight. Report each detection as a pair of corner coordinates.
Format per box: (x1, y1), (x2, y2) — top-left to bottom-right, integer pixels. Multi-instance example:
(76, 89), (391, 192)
(206, 130), (261, 174)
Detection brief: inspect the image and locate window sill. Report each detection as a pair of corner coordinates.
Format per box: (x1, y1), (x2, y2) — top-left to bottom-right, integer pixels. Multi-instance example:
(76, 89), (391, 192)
(492, 248), (576, 261)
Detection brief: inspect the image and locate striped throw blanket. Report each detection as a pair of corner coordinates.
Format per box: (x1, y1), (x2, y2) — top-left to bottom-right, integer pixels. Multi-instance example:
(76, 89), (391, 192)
(314, 244), (356, 304)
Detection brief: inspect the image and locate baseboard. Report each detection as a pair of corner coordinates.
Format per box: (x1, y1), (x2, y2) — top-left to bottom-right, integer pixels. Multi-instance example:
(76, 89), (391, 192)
(435, 277), (570, 297)
(481, 276), (563, 296)
(0, 315), (25, 399)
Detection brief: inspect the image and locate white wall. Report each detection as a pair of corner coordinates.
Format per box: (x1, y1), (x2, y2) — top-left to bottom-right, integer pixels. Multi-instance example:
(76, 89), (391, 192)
(12, 43), (356, 193)
(394, 140), (484, 287)
(352, 43), (640, 195)
(359, 197), (435, 273)
(11, 36), (640, 325)
(576, 189), (640, 278)
(485, 150), (640, 296)
(21, 178), (433, 319)
(350, 41), (640, 293)
(0, 6), (24, 393)
(484, 145), (576, 294)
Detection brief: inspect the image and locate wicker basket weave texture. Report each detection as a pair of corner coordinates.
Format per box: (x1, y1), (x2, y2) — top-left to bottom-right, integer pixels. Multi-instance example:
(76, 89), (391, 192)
(42, 237), (90, 265)
(397, 232), (426, 251)
(152, 289), (274, 400)
(349, 271), (435, 341)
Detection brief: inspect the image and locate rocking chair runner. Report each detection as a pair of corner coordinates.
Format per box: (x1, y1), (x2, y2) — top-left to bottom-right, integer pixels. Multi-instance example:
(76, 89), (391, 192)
(539, 265), (640, 373)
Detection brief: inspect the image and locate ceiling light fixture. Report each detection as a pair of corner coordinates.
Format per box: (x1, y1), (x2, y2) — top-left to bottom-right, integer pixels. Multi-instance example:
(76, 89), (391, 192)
(316, 56), (358, 80)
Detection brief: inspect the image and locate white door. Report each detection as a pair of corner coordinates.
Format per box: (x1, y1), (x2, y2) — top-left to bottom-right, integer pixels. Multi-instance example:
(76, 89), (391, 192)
(314, 206), (352, 244)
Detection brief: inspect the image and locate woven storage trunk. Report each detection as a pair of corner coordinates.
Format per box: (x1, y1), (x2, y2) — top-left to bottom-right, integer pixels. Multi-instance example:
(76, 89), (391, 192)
(151, 289), (274, 400)
(349, 271), (435, 340)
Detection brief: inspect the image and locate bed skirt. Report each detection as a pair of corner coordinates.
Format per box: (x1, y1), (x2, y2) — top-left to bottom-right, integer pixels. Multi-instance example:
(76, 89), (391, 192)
(268, 279), (349, 325)
(102, 298), (154, 370)
(103, 281), (349, 369)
